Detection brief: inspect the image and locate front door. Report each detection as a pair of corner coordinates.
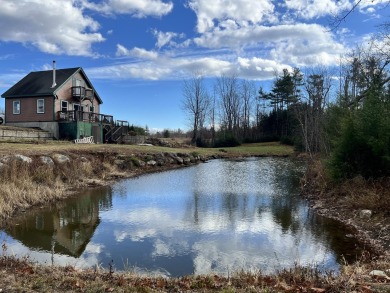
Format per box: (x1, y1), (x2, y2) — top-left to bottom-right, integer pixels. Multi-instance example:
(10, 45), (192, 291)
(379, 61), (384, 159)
(74, 104), (82, 121)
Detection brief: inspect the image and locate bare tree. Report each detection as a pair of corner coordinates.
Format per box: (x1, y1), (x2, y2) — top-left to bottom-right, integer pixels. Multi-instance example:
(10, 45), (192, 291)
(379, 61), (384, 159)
(182, 74), (210, 144)
(330, 0), (389, 30)
(304, 69), (332, 154)
(240, 79), (256, 140)
(293, 68), (332, 155)
(215, 75), (241, 138)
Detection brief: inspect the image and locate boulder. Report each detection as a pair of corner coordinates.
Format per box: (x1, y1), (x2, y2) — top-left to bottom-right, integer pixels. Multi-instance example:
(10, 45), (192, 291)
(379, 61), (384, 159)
(40, 156), (54, 165)
(147, 160), (157, 166)
(369, 270), (390, 280)
(175, 157), (184, 164)
(52, 154), (70, 164)
(114, 159), (125, 166)
(14, 154), (32, 163)
(359, 209), (372, 220)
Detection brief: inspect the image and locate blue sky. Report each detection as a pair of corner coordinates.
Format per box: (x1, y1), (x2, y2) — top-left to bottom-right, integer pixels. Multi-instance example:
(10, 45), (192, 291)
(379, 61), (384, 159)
(0, 0), (389, 132)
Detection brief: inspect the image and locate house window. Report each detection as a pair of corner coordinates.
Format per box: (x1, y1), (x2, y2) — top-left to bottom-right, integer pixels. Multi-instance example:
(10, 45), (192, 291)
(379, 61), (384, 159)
(74, 104), (82, 112)
(61, 100), (68, 112)
(37, 99), (45, 113)
(13, 100), (20, 114)
(90, 105), (95, 113)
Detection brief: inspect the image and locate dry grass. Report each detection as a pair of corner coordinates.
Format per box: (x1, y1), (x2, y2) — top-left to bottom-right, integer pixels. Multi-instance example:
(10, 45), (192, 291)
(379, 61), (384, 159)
(0, 252), (388, 292)
(0, 141), (294, 223)
(0, 152), (118, 221)
(0, 141), (294, 157)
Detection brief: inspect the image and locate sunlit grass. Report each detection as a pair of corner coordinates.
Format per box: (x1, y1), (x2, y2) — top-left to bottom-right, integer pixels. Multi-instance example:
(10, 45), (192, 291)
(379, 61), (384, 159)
(0, 141), (294, 157)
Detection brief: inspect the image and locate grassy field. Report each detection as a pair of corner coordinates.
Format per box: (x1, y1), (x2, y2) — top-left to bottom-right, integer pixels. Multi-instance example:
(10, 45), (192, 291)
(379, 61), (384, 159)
(0, 141), (294, 157)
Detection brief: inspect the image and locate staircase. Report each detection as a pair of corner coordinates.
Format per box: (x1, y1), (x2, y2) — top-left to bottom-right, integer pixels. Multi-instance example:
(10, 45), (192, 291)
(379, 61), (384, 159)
(104, 120), (129, 143)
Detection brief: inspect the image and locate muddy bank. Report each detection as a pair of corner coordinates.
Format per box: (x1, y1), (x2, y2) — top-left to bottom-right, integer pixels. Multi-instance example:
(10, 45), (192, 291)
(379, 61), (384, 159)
(300, 159), (390, 260)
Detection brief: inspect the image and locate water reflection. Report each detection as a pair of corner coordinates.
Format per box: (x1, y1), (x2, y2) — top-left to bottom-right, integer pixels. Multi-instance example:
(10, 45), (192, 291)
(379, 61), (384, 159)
(4, 188), (112, 257)
(0, 158), (362, 277)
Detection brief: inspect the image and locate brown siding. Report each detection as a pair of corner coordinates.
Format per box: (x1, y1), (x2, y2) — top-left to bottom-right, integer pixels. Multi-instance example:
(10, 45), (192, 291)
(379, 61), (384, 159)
(54, 72), (101, 114)
(6, 97), (54, 122)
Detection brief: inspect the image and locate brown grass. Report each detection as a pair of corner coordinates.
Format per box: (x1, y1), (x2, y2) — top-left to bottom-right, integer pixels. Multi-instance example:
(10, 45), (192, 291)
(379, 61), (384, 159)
(0, 252), (388, 292)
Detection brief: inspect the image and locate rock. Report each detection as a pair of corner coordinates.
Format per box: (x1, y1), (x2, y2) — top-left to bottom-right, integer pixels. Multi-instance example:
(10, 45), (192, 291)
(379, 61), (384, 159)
(359, 209), (372, 220)
(175, 157), (183, 164)
(369, 270), (390, 280)
(14, 154), (32, 163)
(114, 159), (125, 166)
(40, 156), (54, 165)
(52, 154), (70, 164)
(80, 156), (89, 162)
(147, 160), (157, 166)
(183, 157), (191, 165)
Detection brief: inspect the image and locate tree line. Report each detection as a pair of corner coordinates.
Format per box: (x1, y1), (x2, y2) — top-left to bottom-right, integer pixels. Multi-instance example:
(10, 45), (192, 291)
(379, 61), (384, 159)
(182, 33), (390, 180)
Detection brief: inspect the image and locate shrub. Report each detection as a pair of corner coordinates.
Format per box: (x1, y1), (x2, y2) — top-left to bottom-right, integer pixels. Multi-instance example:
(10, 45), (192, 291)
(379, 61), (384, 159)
(213, 135), (241, 148)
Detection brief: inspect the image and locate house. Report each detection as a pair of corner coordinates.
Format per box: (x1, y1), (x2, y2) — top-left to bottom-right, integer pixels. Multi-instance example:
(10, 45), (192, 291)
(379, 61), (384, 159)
(1, 61), (124, 143)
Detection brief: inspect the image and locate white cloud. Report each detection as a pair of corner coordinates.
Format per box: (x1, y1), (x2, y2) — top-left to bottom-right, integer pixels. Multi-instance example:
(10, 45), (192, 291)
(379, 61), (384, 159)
(81, 0), (173, 18)
(193, 23), (346, 66)
(188, 0), (277, 33)
(116, 44), (159, 59)
(0, 0), (104, 56)
(284, 0), (352, 20)
(88, 45), (291, 81)
(152, 30), (186, 49)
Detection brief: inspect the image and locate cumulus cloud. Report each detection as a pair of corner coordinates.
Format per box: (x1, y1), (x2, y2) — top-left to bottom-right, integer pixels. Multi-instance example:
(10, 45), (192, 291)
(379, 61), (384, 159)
(187, 0), (277, 33)
(192, 22), (346, 66)
(81, 0), (173, 17)
(116, 44), (159, 59)
(88, 44), (291, 81)
(152, 30), (186, 49)
(284, 0), (352, 20)
(0, 0), (104, 56)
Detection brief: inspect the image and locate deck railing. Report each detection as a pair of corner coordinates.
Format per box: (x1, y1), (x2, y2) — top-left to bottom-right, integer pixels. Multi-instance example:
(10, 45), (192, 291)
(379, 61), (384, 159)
(57, 110), (114, 124)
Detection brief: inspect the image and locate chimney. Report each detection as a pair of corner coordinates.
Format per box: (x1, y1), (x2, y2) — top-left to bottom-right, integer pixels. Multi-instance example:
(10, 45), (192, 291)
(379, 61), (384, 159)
(51, 60), (57, 88)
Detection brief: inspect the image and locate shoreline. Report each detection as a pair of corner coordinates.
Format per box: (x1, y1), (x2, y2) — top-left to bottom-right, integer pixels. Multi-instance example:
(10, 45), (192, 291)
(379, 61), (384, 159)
(0, 143), (389, 292)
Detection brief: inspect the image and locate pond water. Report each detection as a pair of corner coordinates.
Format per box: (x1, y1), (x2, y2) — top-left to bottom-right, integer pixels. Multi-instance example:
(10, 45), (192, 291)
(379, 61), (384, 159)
(0, 158), (361, 277)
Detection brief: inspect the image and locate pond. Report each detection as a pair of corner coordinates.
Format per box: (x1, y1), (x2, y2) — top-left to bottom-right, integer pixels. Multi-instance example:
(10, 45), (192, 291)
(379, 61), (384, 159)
(0, 157), (362, 277)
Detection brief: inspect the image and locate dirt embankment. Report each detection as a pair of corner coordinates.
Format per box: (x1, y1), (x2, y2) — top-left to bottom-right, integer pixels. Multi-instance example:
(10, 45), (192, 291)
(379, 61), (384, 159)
(0, 149), (389, 292)
(300, 159), (390, 259)
(0, 148), (223, 226)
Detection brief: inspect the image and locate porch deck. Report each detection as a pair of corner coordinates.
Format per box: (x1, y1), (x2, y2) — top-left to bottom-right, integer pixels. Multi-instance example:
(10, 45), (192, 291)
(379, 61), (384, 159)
(57, 110), (114, 125)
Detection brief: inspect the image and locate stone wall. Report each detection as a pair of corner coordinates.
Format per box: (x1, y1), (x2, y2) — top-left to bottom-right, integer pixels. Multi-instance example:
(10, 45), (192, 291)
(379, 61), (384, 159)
(0, 127), (53, 141)
(5, 122), (58, 139)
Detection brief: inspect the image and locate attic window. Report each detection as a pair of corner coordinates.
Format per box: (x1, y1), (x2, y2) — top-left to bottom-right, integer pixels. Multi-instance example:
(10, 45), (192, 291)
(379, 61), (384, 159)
(37, 99), (45, 114)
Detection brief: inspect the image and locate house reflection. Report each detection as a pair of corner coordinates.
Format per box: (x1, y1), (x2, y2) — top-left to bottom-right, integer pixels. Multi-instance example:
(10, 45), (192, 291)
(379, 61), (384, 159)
(5, 186), (112, 257)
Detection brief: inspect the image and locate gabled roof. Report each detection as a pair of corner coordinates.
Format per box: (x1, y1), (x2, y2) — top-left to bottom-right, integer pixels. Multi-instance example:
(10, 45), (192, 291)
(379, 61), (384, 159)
(1, 67), (103, 104)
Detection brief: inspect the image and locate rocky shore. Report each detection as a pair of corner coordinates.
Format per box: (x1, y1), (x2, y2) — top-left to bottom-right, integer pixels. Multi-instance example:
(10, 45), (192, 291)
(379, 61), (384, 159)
(0, 148), (228, 225)
(0, 145), (389, 292)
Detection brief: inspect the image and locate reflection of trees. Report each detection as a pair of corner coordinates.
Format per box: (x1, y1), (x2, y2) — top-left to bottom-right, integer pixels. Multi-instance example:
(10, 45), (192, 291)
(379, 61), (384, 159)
(5, 186), (113, 257)
(185, 158), (294, 229)
(269, 159), (364, 264)
(269, 159), (303, 235)
(183, 158), (362, 265)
